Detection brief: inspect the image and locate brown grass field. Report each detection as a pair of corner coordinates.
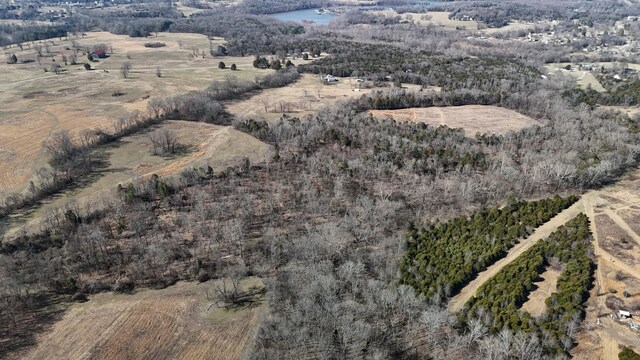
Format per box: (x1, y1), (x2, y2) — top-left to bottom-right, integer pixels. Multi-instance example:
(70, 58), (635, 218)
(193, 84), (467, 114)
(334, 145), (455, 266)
(14, 279), (265, 360)
(3, 122), (271, 238)
(224, 73), (425, 122)
(369, 105), (542, 136)
(520, 268), (561, 316)
(0, 31), (274, 198)
(369, 11), (480, 30)
(369, 10), (550, 33)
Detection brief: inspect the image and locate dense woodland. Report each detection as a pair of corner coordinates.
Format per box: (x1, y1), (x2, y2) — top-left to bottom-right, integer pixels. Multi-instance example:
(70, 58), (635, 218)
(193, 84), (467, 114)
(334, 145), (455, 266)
(2, 0), (640, 358)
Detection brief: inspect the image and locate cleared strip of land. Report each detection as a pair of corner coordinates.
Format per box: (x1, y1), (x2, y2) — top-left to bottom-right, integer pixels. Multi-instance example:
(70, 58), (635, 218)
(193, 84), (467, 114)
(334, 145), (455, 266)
(369, 105), (542, 136)
(448, 199), (585, 313)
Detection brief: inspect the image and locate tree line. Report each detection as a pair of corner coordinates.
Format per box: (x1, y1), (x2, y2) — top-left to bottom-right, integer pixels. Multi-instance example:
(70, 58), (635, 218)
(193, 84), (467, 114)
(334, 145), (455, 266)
(0, 70), (300, 221)
(400, 195), (578, 302)
(462, 213), (594, 355)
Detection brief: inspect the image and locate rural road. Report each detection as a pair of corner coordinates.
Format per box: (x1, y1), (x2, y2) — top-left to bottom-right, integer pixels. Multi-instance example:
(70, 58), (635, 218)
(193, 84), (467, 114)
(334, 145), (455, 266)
(448, 198), (586, 313)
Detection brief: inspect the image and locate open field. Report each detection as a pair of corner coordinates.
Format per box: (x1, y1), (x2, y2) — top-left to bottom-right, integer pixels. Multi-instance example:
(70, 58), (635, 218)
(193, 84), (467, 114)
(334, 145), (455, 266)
(225, 73), (424, 122)
(2, 122), (271, 238)
(370, 10), (553, 34)
(14, 279), (265, 360)
(545, 64), (607, 92)
(369, 11), (479, 30)
(520, 268), (561, 316)
(369, 105), (542, 136)
(482, 20), (555, 35)
(0, 31), (274, 198)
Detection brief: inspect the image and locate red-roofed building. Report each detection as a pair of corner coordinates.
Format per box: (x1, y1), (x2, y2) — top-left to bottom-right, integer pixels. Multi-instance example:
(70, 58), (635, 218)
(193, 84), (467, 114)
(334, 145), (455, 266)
(92, 49), (107, 58)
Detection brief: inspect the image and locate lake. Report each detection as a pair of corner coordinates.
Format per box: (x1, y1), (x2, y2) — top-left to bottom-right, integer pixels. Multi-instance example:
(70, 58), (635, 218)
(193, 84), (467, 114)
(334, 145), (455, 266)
(271, 9), (338, 25)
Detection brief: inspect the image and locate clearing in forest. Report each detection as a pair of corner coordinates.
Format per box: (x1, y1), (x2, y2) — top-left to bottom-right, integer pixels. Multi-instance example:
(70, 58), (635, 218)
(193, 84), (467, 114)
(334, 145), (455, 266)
(519, 267), (561, 316)
(16, 280), (265, 360)
(369, 105), (542, 136)
(224, 73), (424, 122)
(545, 64), (607, 93)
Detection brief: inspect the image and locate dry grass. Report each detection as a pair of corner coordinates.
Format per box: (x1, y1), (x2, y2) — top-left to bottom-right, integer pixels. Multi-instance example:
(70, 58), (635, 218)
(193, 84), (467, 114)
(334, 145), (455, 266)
(16, 279), (265, 360)
(482, 20), (554, 35)
(0, 31), (271, 197)
(225, 73), (424, 122)
(545, 64), (607, 92)
(370, 10), (552, 34)
(572, 169), (640, 359)
(3, 122), (271, 238)
(595, 213), (640, 268)
(520, 268), (561, 316)
(369, 105), (542, 136)
(619, 209), (640, 238)
(370, 10), (479, 30)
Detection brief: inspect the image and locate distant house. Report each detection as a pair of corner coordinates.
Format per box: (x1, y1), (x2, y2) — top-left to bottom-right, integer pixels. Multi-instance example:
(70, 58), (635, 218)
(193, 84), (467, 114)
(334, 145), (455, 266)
(323, 74), (337, 83)
(92, 49), (107, 58)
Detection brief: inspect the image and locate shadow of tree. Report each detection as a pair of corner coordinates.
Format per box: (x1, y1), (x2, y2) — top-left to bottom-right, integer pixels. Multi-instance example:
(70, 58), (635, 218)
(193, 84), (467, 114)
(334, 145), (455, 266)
(0, 293), (67, 358)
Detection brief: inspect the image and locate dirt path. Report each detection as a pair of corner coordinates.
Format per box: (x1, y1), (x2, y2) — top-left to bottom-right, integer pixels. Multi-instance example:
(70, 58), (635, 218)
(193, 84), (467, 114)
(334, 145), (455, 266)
(581, 183), (640, 359)
(448, 199), (586, 313)
(604, 209), (640, 246)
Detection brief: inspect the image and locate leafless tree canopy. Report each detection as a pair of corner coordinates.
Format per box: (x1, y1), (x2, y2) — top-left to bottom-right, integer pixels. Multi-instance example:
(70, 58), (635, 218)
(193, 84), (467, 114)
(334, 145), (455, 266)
(120, 61), (132, 78)
(148, 128), (179, 156)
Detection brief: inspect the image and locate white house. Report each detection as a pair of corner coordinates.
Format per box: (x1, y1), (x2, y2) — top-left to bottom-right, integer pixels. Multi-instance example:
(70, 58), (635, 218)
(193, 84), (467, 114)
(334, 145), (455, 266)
(323, 74), (337, 83)
(619, 310), (631, 318)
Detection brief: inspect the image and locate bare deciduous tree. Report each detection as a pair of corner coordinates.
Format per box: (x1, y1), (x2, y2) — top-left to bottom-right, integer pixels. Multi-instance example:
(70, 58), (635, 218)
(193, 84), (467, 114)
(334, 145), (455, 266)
(149, 128), (179, 156)
(120, 62), (132, 78)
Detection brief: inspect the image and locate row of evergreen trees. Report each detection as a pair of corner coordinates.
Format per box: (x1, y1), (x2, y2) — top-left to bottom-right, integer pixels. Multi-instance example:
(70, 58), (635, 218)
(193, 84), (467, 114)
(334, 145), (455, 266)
(400, 195), (579, 302)
(462, 213), (594, 355)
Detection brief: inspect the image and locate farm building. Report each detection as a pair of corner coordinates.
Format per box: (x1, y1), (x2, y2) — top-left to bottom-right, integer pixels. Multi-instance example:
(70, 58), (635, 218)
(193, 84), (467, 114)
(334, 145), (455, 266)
(323, 74), (338, 83)
(92, 49), (107, 58)
(630, 318), (640, 331)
